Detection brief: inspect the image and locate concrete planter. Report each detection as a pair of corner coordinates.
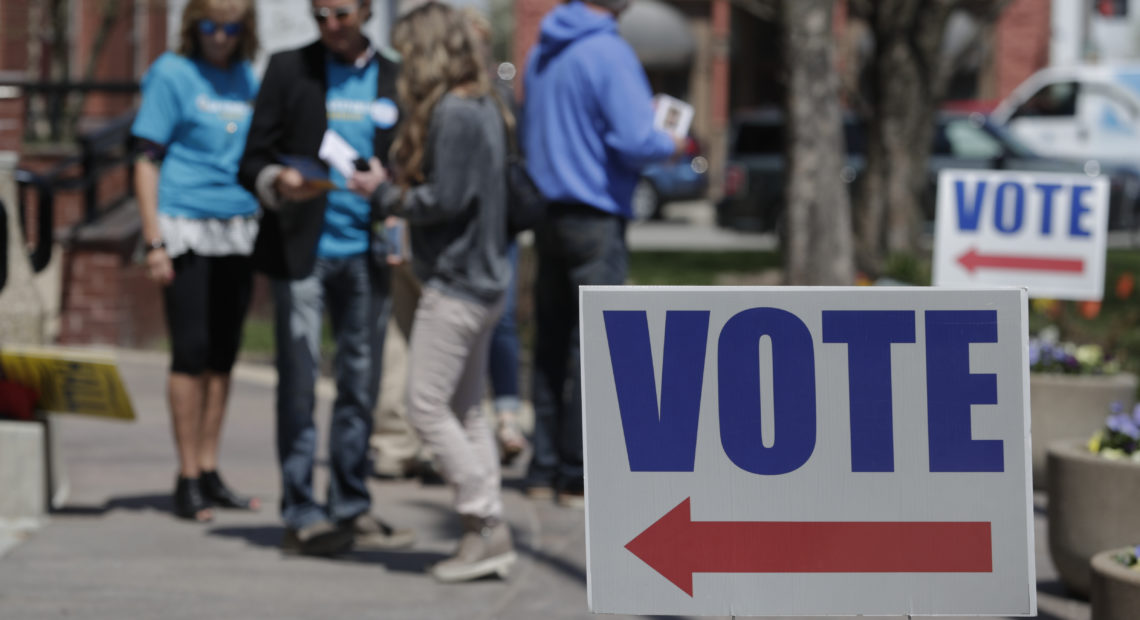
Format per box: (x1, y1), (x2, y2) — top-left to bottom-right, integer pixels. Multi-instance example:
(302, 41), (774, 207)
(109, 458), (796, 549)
(1031, 372), (1137, 489)
(1047, 439), (1140, 597)
(1091, 548), (1140, 620)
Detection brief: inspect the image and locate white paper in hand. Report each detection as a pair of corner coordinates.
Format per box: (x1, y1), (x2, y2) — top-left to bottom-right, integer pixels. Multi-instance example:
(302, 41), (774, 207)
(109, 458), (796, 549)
(318, 129), (360, 180)
(652, 94), (693, 139)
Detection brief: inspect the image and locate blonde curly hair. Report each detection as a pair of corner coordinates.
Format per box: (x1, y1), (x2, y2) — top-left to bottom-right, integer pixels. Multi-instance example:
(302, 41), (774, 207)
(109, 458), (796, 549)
(390, 2), (513, 188)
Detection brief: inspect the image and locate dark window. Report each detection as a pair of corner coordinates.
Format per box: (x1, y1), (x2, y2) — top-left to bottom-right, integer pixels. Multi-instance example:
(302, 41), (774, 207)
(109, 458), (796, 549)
(932, 124), (953, 156)
(732, 119), (864, 156)
(941, 119), (1004, 158)
(1013, 82), (1079, 118)
(733, 123), (784, 155)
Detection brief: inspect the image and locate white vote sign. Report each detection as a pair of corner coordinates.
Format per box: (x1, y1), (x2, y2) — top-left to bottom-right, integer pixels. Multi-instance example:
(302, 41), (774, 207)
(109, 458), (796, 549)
(581, 286), (1035, 617)
(932, 169), (1109, 300)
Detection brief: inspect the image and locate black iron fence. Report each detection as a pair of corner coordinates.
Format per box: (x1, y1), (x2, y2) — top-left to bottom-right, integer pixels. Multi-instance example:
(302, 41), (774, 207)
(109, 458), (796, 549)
(0, 198), (8, 292)
(0, 79), (139, 144)
(13, 109), (136, 273)
(0, 78), (139, 273)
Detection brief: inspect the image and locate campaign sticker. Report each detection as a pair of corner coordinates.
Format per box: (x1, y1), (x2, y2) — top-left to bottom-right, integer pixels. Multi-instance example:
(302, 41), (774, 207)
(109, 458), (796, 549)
(371, 98), (399, 129)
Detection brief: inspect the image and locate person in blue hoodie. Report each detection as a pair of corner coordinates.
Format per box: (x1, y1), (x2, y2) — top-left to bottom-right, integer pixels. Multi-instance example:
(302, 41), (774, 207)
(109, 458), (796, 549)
(522, 0), (684, 506)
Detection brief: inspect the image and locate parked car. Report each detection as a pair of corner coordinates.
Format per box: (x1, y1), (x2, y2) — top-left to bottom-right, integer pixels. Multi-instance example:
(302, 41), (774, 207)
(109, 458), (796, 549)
(632, 135), (709, 220)
(989, 64), (1140, 168)
(715, 108), (861, 232)
(928, 111), (1140, 229)
(716, 109), (1140, 233)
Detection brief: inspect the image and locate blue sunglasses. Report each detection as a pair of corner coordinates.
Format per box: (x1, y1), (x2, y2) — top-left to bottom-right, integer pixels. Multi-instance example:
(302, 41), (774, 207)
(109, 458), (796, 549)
(198, 19), (243, 37)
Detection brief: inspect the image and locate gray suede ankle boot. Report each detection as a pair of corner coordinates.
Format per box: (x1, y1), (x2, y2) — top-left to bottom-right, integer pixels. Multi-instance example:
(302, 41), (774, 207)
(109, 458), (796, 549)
(431, 515), (517, 583)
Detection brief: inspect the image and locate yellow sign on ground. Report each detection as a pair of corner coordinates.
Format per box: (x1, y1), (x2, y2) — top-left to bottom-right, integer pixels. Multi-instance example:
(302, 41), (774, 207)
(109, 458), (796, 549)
(0, 346), (136, 421)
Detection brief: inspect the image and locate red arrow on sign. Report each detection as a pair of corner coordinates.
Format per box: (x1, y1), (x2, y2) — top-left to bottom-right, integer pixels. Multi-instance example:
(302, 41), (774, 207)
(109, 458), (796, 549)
(625, 498), (992, 596)
(957, 246), (1084, 275)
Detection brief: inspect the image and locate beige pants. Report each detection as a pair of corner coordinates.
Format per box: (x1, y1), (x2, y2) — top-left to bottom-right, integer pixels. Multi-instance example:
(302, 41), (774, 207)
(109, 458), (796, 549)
(371, 263), (426, 476)
(406, 286), (506, 519)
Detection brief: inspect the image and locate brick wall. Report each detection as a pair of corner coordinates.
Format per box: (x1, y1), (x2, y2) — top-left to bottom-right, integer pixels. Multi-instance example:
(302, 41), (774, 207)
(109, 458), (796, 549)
(146, 0), (168, 65)
(0, 0), (30, 71)
(0, 96), (24, 153)
(76, 0), (140, 121)
(994, 0), (1051, 101)
(59, 249), (164, 347)
(513, 0), (562, 93)
(1, 0), (30, 154)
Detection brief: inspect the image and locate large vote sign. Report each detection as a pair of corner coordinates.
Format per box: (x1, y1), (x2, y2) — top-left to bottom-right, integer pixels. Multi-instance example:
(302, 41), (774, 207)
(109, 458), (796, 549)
(932, 169), (1109, 300)
(581, 287), (1035, 617)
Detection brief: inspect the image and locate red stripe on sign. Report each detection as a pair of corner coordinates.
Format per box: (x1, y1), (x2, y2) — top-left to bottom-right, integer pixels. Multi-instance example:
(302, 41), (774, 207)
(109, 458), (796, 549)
(957, 246), (1084, 274)
(625, 498), (992, 596)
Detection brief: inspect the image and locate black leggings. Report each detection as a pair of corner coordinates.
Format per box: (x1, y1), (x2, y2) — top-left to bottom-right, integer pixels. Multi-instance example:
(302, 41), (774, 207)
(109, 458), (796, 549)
(163, 253), (253, 375)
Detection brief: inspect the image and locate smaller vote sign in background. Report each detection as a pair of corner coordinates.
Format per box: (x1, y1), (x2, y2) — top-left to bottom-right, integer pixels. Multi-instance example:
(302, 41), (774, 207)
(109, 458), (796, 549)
(581, 287), (1034, 617)
(932, 169), (1109, 300)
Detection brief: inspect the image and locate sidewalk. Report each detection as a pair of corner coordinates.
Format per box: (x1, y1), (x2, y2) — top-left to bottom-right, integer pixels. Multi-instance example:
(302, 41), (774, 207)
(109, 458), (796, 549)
(0, 351), (1092, 619)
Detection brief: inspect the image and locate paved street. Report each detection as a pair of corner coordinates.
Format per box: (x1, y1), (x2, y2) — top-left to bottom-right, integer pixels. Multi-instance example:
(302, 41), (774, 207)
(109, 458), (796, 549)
(0, 351), (1095, 619)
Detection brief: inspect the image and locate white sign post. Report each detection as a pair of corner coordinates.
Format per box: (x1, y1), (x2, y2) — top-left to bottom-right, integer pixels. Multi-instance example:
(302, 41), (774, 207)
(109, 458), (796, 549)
(581, 286), (1035, 617)
(932, 169), (1109, 300)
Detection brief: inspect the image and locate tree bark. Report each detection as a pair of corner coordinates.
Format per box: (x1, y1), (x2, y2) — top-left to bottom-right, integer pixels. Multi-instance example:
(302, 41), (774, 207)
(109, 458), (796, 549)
(852, 0), (957, 276)
(849, 0), (1010, 276)
(781, 0), (854, 285)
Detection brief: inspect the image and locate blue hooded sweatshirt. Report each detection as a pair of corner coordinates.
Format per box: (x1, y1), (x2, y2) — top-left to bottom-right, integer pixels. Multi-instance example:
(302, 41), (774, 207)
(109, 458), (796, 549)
(523, 1), (676, 218)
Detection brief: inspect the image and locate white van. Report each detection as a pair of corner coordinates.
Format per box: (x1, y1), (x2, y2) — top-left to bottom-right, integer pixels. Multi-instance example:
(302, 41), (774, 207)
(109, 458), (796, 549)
(990, 64), (1140, 167)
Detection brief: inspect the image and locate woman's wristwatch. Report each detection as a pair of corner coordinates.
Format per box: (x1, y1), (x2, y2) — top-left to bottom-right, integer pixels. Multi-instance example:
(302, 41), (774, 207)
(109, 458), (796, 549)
(146, 239), (166, 252)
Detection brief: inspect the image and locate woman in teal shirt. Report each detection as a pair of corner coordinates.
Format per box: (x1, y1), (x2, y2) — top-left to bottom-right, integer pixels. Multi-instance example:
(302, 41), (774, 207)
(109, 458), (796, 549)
(132, 0), (261, 523)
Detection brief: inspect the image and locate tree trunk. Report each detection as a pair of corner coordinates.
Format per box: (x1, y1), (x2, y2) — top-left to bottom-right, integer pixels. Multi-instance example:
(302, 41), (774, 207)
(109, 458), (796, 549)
(781, 0), (854, 285)
(853, 0), (956, 276)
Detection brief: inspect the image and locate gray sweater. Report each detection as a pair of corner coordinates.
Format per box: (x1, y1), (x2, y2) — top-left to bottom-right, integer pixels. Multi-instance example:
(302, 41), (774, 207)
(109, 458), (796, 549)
(373, 93), (510, 304)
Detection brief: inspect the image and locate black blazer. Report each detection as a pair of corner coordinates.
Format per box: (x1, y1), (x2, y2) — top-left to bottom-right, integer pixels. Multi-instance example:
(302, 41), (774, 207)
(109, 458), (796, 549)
(238, 41), (400, 279)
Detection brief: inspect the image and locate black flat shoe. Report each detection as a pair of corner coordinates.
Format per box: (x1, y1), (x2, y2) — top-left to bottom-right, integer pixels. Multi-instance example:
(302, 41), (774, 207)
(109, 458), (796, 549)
(173, 476), (213, 522)
(200, 470), (261, 511)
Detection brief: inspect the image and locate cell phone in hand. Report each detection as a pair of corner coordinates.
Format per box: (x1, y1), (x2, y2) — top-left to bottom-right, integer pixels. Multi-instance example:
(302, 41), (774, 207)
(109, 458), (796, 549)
(354, 157), (370, 172)
(385, 219), (405, 262)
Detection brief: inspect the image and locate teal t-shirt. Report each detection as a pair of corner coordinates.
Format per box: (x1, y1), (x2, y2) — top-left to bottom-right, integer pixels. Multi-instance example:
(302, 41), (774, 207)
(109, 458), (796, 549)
(131, 52), (259, 219)
(318, 56), (384, 258)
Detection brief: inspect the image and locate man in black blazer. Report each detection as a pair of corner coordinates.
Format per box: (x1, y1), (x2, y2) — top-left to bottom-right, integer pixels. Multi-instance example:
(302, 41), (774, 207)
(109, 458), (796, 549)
(238, 0), (412, 557)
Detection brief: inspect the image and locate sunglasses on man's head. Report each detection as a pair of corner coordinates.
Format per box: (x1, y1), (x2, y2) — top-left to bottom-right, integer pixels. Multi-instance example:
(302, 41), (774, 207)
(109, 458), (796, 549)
(312, 5), (359, 23)
(198, 19), (243, 37)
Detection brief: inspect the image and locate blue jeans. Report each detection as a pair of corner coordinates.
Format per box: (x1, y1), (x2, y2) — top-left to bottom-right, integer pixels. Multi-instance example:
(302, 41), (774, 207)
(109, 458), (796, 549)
(488, 242), (520, 412)
(272, 254), (392, 530)
(528, 204), (628, 490)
